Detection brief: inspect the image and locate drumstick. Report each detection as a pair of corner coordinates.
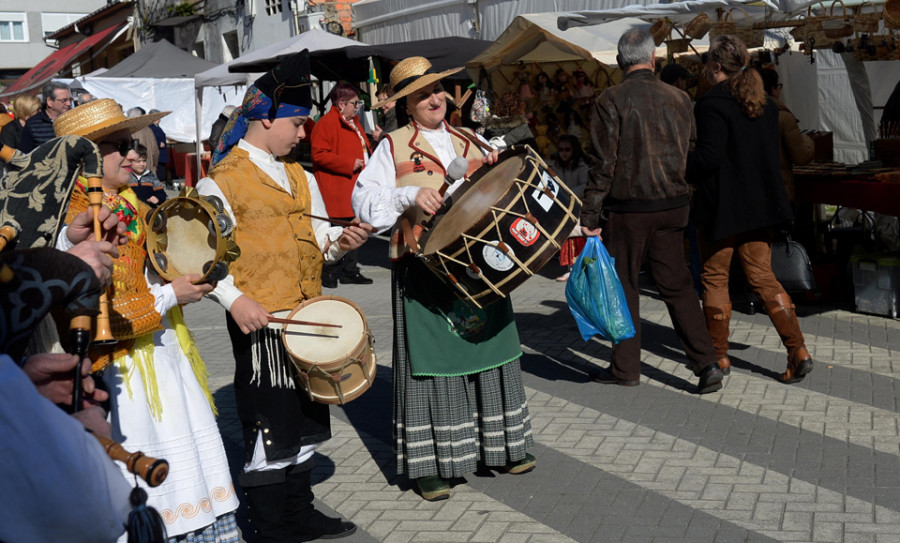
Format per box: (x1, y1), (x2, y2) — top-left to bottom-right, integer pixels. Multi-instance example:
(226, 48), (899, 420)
(268, 317), (342, 328)
(303, 214), (356, 227)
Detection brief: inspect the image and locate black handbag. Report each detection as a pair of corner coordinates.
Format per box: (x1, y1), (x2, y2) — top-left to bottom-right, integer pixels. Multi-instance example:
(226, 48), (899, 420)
(771, 236), (817, 293)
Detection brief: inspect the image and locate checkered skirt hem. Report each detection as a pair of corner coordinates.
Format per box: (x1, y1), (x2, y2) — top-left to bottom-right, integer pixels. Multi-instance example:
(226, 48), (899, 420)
(392, 264), (534, 480)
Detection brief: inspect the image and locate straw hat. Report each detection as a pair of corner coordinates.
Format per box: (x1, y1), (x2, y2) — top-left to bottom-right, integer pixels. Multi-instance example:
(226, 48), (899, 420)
(371, 57), (462, 109)
(54, 98), (170, 141)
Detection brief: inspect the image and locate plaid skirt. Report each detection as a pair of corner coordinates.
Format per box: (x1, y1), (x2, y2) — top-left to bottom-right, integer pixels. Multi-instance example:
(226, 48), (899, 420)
(165, 513), (239, 543)
(392, 262), (534, 479)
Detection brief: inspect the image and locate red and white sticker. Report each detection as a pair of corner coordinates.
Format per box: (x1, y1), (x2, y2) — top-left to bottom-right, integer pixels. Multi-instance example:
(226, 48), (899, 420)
(510, 218), (540, 246)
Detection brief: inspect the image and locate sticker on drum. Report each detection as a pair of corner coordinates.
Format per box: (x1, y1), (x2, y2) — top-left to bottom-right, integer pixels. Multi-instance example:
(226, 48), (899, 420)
(482, 241), (515, 271)
(510, 217), (540, 247)
(531, 170), (560, 212)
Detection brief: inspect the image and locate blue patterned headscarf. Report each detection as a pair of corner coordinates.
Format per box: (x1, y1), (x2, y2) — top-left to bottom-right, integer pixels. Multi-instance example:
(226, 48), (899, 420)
(212, 84), (310, 166)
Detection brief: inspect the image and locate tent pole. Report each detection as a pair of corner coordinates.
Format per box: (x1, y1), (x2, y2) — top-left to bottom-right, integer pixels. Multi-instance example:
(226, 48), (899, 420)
(195, 89), (203, 183)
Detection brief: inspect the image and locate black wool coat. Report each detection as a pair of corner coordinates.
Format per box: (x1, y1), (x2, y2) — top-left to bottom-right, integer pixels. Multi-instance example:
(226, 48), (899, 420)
(687, 83), (793, 241)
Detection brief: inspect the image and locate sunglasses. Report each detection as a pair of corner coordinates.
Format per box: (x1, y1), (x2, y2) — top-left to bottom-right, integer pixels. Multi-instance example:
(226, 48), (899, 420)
(100, 139), (139, 157)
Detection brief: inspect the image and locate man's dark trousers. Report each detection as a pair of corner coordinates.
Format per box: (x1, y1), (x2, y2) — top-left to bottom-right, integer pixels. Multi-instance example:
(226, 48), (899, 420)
(604, 205), (717, 382)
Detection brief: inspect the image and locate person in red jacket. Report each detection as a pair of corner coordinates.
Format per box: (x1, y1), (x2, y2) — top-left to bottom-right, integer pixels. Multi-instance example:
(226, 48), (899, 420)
(312, 83), (374, 287)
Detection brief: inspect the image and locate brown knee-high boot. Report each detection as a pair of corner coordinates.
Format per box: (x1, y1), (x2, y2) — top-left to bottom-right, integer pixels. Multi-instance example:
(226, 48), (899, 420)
(763, 293), (813, 383)
(703, 304), (732, 375)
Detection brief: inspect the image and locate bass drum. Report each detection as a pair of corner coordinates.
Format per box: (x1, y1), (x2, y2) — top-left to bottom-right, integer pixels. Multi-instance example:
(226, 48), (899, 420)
(420, 146), (581, 307)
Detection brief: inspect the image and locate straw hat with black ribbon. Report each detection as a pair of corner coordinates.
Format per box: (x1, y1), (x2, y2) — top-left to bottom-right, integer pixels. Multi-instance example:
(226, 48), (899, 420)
(371, 56), (463, 109)
(54, 98), (170, 141)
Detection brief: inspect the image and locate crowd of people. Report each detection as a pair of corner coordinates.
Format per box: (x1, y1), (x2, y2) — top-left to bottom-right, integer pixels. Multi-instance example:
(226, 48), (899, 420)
(0, 27), (823, 543)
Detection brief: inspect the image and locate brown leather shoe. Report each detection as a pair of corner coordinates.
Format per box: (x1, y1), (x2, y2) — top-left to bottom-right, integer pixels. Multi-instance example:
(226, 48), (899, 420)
(591, 367), (639, 386)
(780, 347), (813, 383)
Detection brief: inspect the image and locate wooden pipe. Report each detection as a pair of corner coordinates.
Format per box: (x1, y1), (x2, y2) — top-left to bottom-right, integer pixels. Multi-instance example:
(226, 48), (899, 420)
(0, 225), (17, 283)
(69, 315), (91, 411)
(94, 434), (169, 488)
(86, 177), (115, 346)
(0, 143), (14, 164)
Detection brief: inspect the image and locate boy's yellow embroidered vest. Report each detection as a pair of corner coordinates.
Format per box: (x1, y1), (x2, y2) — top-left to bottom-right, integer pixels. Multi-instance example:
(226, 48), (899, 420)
(210, 148), (323, 312)
(386, 122), (485, 260)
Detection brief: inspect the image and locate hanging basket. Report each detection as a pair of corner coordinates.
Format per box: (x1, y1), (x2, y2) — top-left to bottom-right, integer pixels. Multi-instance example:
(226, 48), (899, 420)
(665, 38), (692, 54)
(685, 12), (713, 39)
(790, 2), (842, 49)
(649, 18), (672, 46)
(822, 0), (854, 39)
(852, 5), (881, 33)
(886, 0), (900, 29)
(731, 6), (766, 48)
(709, 9), (737, 42)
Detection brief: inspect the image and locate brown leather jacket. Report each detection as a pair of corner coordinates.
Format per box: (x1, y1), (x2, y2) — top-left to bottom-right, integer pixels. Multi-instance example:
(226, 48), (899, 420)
(581, 69), (694, 228)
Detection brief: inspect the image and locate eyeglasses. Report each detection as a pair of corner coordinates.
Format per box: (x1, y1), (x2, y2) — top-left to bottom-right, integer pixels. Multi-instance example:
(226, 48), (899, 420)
(53, 96), (73, 103)
(345, 100), (364, 107)
(100, 139), (139, 157)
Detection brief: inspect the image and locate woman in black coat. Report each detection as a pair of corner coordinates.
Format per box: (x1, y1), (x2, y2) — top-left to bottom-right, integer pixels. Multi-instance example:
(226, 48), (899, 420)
(688, 35), (813, 384)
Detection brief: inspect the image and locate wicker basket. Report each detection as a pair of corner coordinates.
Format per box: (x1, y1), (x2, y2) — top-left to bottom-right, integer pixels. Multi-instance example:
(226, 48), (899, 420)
(731, 6), (766, 48)
(822, 0), (853, 39)
(790, 3), (842, 49)
(685, 12), (713, 39)
(649, 18), (672, 46)
(852, 6), (881, 34)
(665, 38), (692, 54)
(709, 9), (737, 42)
(885, 0), (900, 29)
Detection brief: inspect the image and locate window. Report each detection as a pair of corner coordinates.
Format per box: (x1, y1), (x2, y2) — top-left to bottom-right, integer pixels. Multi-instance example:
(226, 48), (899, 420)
(41, 13), (87, 39)
(192, 41), (205, 60)
(265, 0), (282, 16)
(0, 12), (27, 42)
(222, 30), (239, 62)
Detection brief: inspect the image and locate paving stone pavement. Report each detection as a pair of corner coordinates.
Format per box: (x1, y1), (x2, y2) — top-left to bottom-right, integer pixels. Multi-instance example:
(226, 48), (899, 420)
(182, 237), (900, 542)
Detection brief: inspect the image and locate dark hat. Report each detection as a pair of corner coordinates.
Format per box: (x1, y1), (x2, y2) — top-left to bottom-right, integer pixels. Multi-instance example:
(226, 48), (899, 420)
(660, 63), (694, 86)
(253, 50), (313, 120)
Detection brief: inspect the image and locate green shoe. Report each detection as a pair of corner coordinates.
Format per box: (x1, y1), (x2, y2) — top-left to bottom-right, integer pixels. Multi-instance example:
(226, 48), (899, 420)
(504, 453), (536, 475)
(416, 475), (450, 501)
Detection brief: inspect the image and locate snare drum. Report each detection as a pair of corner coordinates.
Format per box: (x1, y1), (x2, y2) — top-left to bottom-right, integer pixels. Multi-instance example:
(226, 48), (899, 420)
(281, 296), (376, 405)
(420, 146), (581, 307)
(145, 187), (240, 283)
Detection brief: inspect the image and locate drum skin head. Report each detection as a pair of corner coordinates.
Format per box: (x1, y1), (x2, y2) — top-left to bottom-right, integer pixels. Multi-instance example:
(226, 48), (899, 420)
(424, 155), (523, 254)
(164, 205), (218, 277)
(283, 298), (366, 365)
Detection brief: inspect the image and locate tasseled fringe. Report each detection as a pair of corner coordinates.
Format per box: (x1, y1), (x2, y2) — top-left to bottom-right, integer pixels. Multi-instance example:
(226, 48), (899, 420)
(117, 333), (161, 420)
(250, 326), (295, 389)
(169, 306), (217, 416)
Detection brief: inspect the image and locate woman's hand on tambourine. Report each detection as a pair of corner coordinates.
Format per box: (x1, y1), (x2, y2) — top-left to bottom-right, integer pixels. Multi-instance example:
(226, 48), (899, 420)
(337, 218), (373, 251)
(415, 187), (444, 216)
(23, 353), (109, 408)
(230, 295), (272, 334)
(483, 148), (500, 165)
(172, 274), (215, 305)
(66, 206), (127, 246)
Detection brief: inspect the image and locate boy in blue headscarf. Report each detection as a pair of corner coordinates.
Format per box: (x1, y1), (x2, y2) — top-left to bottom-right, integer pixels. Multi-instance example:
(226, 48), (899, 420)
(197, 51), (372, 542)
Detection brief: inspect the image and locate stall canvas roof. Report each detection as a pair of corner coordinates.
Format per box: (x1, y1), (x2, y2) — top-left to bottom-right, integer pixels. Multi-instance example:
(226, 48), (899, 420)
(227, 28), (367, 73)
(99, 39), (217, 78)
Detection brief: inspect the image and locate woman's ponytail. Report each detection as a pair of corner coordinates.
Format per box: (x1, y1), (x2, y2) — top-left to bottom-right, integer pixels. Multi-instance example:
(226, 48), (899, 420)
(709, 35), (767, 119)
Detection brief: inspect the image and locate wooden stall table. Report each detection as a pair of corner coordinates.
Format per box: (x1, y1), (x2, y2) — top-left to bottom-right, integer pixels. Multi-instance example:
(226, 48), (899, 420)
(793, 168), (900, 217)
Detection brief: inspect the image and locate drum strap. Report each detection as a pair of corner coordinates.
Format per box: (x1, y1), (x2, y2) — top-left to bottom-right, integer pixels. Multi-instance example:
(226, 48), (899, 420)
(449, 125), (494, 154)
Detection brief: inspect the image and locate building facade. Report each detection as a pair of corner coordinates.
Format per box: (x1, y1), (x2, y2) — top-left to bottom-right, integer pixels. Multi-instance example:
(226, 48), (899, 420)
(0, 0), (106, 84)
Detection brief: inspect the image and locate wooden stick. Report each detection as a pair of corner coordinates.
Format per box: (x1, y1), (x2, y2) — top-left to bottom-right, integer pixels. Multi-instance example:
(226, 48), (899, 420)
(303, 213), (356, 227)
(268, 316), (342, 329)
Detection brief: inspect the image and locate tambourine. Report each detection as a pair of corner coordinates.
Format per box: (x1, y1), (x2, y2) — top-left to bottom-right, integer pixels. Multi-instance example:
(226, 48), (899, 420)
(145, 187), (240, 283)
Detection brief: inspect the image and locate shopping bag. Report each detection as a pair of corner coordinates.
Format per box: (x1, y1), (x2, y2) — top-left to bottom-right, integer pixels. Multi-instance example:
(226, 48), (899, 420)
(565, 236), (636, 343)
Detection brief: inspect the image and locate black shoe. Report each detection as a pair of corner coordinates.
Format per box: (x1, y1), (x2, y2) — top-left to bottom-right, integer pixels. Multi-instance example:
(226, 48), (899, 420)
(590, 367), (639, 386)
(339, 271), (373, 285)
(697, 364), (724, 394)
(322, 275), (338, 289)
(294, 509), (357, 541)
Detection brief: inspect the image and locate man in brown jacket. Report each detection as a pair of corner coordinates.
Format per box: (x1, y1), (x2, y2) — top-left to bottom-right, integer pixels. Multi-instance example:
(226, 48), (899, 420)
(581, 28), (723, 394)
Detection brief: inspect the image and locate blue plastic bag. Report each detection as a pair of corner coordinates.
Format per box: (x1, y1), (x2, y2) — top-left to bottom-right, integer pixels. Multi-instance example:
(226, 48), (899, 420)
(565, 236), (636, 343)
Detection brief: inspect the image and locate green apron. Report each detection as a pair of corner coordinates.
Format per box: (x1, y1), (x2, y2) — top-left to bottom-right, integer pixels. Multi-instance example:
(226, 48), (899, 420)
(400, 258), (522, 377)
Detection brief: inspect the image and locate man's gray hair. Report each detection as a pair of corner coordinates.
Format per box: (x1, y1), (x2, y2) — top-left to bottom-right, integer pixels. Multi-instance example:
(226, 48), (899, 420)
(42, 81), (70, 107)
(617, 28), (656, 70)
(126, 107), (146, 118)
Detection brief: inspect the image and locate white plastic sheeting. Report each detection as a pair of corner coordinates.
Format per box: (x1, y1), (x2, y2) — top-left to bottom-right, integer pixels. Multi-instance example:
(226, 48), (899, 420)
(79, 76), (246, 143)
